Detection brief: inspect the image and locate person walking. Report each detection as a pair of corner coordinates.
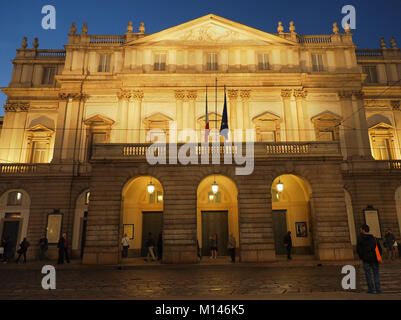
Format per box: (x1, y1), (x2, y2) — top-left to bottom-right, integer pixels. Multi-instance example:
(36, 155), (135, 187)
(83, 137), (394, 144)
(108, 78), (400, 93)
(57, 233), (70, 264)
(227, 233), (236, 263)
(384, 229), (396, 260)
(357, 224), (382, 294)
(121, 234), (130, 258)
(283, 231), (292, 260)
(196, 240), (202, 261)
(15, 237), (30, 264)
(157, 232), (163, 261)
(39, 234), (48, 261)
(210, 233), (218, 259)
(145, 232), (156, 262)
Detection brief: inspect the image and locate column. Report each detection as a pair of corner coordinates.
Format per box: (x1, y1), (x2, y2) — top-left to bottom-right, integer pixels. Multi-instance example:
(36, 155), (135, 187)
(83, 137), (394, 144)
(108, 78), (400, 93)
(392, 101), (401, 159)
(186, 90), (197, 135)
(338, 90), (356, 159)
(0, 105), (17, 162)
(240, 90), (251, 133)
(228, 90), (238, 139)
(175, 90), (185, 135)
(281, 89), (293, 141)
(116, 90), (130, 142)
(352, 91), (373, 159)
(10, 104), (29, 162)
(129, 90), (143, 143)
(294, 89), (309, 141)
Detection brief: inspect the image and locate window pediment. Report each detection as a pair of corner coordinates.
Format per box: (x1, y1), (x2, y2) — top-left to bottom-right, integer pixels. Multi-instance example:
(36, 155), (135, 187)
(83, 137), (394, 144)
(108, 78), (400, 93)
(84, 114), (115, 127)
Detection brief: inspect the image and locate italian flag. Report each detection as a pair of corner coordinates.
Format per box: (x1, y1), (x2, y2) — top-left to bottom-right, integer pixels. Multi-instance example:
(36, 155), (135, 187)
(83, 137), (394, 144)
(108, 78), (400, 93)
(205, 86), (209, 142)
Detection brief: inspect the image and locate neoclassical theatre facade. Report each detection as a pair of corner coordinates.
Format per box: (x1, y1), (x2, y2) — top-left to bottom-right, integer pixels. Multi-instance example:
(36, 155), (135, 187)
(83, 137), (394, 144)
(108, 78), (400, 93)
(1, 14), (401, 264)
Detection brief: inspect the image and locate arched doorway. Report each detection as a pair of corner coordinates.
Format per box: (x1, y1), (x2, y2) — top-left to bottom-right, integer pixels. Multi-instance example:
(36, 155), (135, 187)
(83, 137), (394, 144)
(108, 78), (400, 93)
(395, 186), (401, 237)
(197, 175), (239, 258)
(0, 190), (31, 259)
(271, 174), (314, 256)
(122, 176), (164, 257)
(72, 189), (90, 259)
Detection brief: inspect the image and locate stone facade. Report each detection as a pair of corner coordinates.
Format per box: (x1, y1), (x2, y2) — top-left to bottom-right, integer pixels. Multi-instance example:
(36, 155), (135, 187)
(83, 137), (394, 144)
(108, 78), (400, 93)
(0, 14), (400, 264)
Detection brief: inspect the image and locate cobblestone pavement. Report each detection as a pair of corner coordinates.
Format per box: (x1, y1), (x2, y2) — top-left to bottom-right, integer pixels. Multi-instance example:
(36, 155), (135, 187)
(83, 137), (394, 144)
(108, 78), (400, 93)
(0, 259), (400, 300)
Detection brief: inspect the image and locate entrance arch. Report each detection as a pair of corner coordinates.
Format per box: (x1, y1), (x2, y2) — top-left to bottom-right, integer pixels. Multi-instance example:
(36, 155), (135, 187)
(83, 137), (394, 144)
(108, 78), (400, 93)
(271, 174), (314, 256)
(197, 175), (239, 257)
(122, 176), (164, 257)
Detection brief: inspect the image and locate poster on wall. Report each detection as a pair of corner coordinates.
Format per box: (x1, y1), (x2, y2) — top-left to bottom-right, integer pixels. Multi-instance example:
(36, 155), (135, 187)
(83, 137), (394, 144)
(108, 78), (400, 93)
(295, 222), (308, 237)
(124, 224), (134, 240)
(364, 208), (382, 239)
(46, 213), (63, 244)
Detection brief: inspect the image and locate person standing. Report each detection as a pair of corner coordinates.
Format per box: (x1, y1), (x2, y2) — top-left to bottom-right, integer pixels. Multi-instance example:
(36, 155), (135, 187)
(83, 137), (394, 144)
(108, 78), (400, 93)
(39, 234), (48, 261)
(145, 232), (156, 262)
(121, 234), (130, 258)
(384, 229), (396, 260)
(227, 233), (236, 263)
(196, 240), (202, 261)
(157, 232), (163, 261)
(15, 237), (30, 264)
(210, 233), (218, 259)
(357, 224), (382, 294)
(57, 233), (70, 264)
(283, 231), (292, 260)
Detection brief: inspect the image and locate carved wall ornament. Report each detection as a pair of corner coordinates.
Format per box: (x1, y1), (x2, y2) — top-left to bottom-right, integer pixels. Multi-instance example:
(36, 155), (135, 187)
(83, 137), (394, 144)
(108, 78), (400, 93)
(289, 21), (296, 34)
(130, 90), (144, 101)
(139, 22), (145, 34)
(32, 38), (39, 49)
(391, 100), (400, 111)
(227, 89), (238, 100)
(338, 90), (353, 99)
(240, 90), (251, 101)
(117, 90), (131, 101)
(69, 23), (77, 36)
(380, 37), (386, 49)
(174, 90), (186, 100)
(186, 90), (198, 100)
(277, 21), (284, 34)
(21, 37), (28, 49)
(126, 21), (134, 34)
(180, 26), (240, 42)
(281, 89), (292, 99)
(3, 103), (30, 112)
(293, 89), (308, 99)
(332, 22), (339, 35)
(390, 37), (398, 49)
(82, 22), (88, 36)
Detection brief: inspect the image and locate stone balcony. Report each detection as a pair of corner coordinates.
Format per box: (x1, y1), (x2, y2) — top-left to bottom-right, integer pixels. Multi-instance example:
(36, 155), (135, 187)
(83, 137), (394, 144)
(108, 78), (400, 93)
(90, 141), (343, 162)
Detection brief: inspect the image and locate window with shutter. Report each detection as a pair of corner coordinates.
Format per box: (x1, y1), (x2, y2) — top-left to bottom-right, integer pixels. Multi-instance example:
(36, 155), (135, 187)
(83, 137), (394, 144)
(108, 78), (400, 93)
(257, 53), (269, 70)
(42, 67), (56, 84)
(154, 53), (166, 71)
(98, 54), (111, 72)
(362, 66), (378, 83)
(206, 53), (218, 71)
(311, 54), (324, 72)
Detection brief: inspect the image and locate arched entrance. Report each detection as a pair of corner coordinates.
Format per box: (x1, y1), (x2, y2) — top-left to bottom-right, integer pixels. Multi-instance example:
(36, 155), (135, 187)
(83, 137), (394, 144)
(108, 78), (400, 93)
(0, 190), (30, 259)
(271, 174), (314, 256)
(72, 189), (90, 259)
(197, 175), (239, 258)
(122, 176), (164, 257)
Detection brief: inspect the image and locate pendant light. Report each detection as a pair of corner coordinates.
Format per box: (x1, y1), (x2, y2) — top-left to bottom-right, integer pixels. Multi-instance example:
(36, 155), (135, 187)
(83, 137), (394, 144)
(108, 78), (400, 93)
(147, 177), (155, 194)
(212, 175), (219, 194)
(276, 180), (284, 193)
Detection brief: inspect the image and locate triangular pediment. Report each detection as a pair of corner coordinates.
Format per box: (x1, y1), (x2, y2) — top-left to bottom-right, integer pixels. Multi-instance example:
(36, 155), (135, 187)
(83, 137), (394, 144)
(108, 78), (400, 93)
(369, 122), (393, 130)
(127, 14), (296, 47)
(26, 124), (54, 133)
(84, 114), (115, 126)
(311, 111), (342, 123)
(143, 112), (173, 124)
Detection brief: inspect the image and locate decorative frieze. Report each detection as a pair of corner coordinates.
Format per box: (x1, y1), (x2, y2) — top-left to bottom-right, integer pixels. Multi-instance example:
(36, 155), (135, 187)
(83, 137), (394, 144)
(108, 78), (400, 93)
(174, 90), (186, 100)
(117, 90), (131, 101)
(240, 90), (251, 101)
(58, 93), (88, 102)
(3, 102), (29, 112)
(227, 89), (238, 100)
(186, 90), (198, 100)
(293, 89), (308, 99)
(391, 100), (400, 111)
(130, 90), (144, 101)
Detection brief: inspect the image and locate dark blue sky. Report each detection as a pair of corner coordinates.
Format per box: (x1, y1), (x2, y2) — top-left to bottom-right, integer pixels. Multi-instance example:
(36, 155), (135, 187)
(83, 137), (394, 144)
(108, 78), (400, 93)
(1, 0), (400, 115)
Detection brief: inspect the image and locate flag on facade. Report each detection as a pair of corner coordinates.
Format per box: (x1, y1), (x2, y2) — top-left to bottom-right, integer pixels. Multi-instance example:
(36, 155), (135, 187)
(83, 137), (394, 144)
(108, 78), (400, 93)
(220, 86), (229, 139)
(205, 86), (210, 142)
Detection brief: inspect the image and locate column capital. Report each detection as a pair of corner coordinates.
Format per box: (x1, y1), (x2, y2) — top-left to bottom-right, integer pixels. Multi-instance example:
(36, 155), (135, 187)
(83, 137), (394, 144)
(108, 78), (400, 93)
(227, 89), (238, 100)
(117, 90), (131, 101)
(281, 89), (292, 99)
(240, 90), (251, 101)
(293, 89), (308, 99)
(391, 100), (400, 111)
(174, 90), (186, 100)
(186, 90), (197, 100)
(338, 90), (353, 100)
(130, 90), (144, 101)
(3, 102), (30, 112)
(70, 93), (88, 102)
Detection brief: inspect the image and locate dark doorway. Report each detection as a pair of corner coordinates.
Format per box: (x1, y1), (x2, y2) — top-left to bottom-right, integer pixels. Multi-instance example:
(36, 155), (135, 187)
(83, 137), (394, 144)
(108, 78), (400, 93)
(80, 211), (88, 259)
(201, 211), (228, 256)
(1, 220), (20, 259)
(141, 211), (163, 257)
(272, 210), (287, 255)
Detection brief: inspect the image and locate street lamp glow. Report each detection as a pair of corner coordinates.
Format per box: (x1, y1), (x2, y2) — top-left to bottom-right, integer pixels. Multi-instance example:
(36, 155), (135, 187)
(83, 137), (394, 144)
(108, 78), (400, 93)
(276, 180), (284, 193)
(147, 182), (155, 194)
(212, 182), (219, 194)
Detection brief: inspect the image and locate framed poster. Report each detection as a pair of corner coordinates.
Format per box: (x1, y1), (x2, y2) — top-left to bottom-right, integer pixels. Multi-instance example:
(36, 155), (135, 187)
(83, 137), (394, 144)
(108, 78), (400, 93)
(46, 213), (63, 244)
(123, 224), (134, 240)
(295, 222), (308, 237)
(364, 207), (381, 238)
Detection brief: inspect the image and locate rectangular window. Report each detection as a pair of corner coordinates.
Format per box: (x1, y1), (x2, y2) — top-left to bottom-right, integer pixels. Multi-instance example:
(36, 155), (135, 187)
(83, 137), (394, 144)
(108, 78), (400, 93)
(206, 53), (218, 71)
(362, 66), (378, 83)
(374, 137), (392, 160)
(258, 53), (269, 70)
(42, 67), (55, 84)
(311, 54), (324, 72)
(30, 141), (48, 163)
(154, 53), (166, 71)
(317, 131), (334, 141)
(98, 54), (111, 72)
(7, 192), (23, 206)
